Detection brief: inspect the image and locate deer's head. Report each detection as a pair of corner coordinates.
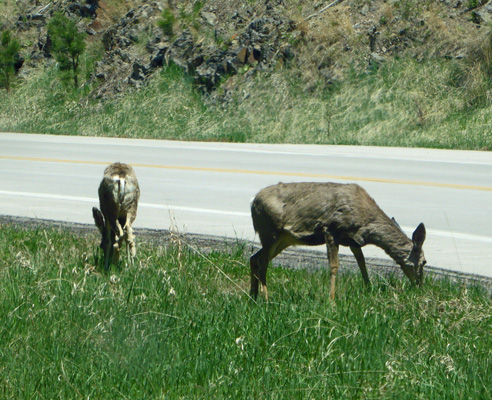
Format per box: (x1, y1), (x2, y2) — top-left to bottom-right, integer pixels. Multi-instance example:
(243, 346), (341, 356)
(93, 207), (107, 248)
(400, 223), (426, 285)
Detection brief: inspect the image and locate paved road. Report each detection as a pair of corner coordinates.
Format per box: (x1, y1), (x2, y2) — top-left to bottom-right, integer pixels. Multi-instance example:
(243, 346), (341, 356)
(1, 132), (491, 278)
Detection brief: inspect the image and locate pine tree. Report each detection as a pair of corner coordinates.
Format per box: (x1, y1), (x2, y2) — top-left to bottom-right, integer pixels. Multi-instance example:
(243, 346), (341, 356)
(47, 12), (86, 88)
(0, 30), (20, 91)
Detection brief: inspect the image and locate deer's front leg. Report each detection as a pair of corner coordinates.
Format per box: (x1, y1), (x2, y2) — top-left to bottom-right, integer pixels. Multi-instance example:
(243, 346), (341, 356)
(350, 245), (370, 287)
(324, 231), (339, 301)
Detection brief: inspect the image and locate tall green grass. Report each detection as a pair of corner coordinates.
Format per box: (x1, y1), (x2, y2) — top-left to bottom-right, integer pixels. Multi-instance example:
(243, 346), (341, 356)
(1, 223), (491, 399)
(1, 55), (491, 149)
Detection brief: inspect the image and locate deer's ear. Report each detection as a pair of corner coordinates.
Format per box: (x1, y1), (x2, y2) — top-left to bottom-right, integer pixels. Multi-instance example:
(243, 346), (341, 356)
(412, 223), (426, 248)
(92, 207), (105, 232)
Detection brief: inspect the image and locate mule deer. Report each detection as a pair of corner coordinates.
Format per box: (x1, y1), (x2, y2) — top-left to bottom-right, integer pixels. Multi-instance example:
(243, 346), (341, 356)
(92, 162), (140, 270)
(250, 182), (426, 300)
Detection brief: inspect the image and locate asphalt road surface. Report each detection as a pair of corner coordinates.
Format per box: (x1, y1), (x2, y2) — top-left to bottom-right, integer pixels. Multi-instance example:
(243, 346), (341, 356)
(1, 132), (491, 278)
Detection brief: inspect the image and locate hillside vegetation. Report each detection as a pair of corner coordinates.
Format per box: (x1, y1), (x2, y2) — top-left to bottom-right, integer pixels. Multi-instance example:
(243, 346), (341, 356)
(1, 0), (492, 149)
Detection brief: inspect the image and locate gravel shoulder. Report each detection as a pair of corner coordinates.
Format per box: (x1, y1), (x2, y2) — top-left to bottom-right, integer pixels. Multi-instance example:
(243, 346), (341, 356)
(2, 215), (491, 291)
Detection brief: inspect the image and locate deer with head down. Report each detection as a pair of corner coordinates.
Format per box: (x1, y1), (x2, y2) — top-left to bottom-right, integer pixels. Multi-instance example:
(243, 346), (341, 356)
(250, 182), (426, 301)
(92, 162), (140, 270)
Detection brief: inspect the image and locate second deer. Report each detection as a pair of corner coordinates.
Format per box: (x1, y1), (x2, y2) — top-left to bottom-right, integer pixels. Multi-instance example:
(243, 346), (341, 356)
(93, 162), (140, 270)
(250, 182), (426, 300)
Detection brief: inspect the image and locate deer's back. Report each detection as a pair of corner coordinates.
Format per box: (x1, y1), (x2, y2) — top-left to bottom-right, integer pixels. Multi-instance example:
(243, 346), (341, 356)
(252, 182), (384, 246)
(99, 163), (140, 219)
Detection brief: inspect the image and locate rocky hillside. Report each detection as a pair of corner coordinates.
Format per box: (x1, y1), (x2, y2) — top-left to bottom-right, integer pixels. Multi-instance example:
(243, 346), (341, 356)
(3, 0), (492, 104)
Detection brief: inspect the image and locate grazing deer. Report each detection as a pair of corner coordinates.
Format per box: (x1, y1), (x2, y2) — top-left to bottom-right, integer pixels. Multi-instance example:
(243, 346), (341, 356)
(250, 182), (426, 300)
(92, 162), (140, 270)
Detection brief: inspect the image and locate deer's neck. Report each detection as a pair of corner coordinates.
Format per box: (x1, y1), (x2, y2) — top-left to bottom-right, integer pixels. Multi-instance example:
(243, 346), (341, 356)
(367, 220), (413, 265)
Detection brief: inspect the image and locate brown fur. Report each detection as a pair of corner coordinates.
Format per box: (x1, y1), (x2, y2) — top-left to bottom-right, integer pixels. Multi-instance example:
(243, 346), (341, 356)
(250, 182), (426, 300)
(92, 162), (140, 270)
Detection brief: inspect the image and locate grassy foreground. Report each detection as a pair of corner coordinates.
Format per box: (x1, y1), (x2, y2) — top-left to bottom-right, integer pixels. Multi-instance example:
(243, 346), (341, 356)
(1, 223), (491, 399)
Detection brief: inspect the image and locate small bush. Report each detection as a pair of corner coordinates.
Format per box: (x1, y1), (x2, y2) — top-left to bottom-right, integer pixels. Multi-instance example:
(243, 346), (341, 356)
(158, 8), (175, 37)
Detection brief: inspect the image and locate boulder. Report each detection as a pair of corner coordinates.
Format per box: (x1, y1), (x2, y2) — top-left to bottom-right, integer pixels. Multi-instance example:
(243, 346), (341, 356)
(200, 11), (217, 26)
(477, 3), (492, 25)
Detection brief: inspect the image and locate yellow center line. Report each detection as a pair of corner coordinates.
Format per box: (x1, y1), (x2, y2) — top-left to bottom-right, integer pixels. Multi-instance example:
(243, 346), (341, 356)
(2, 155), (492, 192)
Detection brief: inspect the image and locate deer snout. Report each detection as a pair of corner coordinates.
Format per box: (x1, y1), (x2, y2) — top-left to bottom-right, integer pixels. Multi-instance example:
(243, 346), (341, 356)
(415, 258), (426, 286)
(400, 256), (425, 286)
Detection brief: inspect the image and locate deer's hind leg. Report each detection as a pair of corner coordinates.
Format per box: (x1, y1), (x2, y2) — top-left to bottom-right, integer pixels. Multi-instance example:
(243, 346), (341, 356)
(250, 233), (291, 301)
(114, 218), (124, 248)
(110, 218), (124, 267)
(124, 225), (136, 267)
(124, 213), (137, 259)
(250, 248), (265, 300)
(103, 221), (114, 271)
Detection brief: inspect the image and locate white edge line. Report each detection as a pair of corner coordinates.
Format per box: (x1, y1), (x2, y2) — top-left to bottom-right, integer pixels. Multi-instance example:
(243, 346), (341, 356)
(0, 190), (490, 242)
(0, 190), (249, 217)
(140, 202), (249, 217)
